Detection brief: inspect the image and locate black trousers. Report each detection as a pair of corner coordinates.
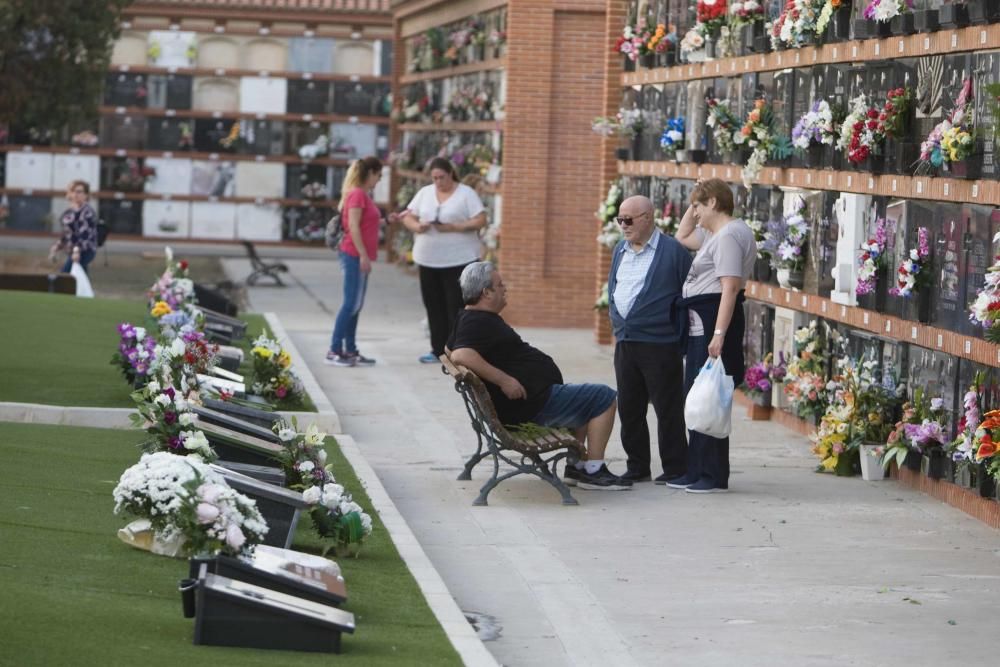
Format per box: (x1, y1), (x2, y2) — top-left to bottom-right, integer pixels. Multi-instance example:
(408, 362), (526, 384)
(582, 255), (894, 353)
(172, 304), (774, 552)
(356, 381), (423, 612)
(613, 341), (687, 477)
(419, 263), (469, 356)
(684, 335), (730, 488)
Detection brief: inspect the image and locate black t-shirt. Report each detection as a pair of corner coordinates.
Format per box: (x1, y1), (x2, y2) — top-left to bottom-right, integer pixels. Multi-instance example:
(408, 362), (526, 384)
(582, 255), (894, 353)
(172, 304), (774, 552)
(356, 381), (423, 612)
(447, 309), (563, 425)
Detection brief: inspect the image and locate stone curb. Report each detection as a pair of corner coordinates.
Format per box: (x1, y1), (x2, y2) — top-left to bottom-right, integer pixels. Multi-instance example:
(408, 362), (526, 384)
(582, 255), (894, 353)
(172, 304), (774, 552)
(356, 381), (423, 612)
(335, 433), (500, 667)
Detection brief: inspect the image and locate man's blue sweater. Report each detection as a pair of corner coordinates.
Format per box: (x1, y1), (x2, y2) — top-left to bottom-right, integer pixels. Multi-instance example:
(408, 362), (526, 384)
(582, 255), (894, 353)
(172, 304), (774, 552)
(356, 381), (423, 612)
(607, 232), (692, 344)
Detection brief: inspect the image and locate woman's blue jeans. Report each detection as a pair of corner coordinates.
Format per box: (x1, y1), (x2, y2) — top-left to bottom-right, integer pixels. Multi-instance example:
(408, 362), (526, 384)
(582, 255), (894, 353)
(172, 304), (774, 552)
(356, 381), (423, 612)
(330, 253), (368, 354)
(61, 248), (96, 274)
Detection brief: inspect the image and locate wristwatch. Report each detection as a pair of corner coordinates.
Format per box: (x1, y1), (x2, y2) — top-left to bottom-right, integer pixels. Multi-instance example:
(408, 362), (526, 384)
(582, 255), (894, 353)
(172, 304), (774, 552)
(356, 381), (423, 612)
(713, 328), (724, 336)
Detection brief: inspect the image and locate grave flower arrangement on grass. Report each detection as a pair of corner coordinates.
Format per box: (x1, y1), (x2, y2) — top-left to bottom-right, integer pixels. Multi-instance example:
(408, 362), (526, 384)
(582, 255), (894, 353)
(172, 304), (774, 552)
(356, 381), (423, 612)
(275, 421), (373, 554)
(111, 323), (157, 386)
(250, 333), (304, 404)
(147, 247), (197, 314)
(856, 218), (889, 296)
(969, 234), (1000, 343)
(880, 388), (949, 469)
(889, 226), (931, 298)
(114, 452), (267, 557)
(130, 381), (216, 460)
(150, 328), (219, 390)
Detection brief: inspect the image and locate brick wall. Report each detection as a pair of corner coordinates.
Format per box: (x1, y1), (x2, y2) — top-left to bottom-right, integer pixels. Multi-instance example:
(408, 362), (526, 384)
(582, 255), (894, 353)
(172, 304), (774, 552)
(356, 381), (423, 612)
(499, 0), (608, 328)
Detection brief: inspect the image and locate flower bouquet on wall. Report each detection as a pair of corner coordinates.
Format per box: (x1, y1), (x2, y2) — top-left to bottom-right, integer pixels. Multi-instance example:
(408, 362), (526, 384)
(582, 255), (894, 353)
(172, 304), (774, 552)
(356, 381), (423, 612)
(760, 199), (809, 289)
(858, 0), (914, 39)
(916, 78), (978, 179)
(821, 0), (852, 42)
(950, 373), (1000, 495)
(880, 387), (950, 478)
(855, 217), (890, 311)
(969, 237), (1000, 342)
(811, 363), (865, 476)
(889, 225), (932, 322)
(596, 179), (624, 249)
(249, 334), (304, 406)
(834, 89), (912, 175)
(731, 0), (767, 53)
(655, 200), (681, 236)
(592, 108), (647, 160)
(614, 14), (671, 69)
(113, 452), (268, 558)
(697, 0), (729, 57)
(276, 422), (373, 555)
(768, 0), (828, 50)
(680, 25), (708, 62)
(782, 320), (838, 422)
(706, 96), (743, 163)
(791, 99), (840, 169)
(659, 117), (686, 160)
(734, 99), (793, 186)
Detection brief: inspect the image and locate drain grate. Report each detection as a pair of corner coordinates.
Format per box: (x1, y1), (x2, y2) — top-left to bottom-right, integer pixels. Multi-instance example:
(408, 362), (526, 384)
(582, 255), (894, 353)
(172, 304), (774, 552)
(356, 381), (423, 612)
(463, 610), (502, 641)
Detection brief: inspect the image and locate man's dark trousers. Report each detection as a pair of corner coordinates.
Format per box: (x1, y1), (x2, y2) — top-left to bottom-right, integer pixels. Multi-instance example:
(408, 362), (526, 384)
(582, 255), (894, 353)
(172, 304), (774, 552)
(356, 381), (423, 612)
(614, 341), (687, 477)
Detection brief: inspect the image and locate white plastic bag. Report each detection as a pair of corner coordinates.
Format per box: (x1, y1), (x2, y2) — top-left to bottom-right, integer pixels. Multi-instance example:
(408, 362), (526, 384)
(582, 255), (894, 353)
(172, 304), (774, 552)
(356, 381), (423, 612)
(684, 357), (734, 438)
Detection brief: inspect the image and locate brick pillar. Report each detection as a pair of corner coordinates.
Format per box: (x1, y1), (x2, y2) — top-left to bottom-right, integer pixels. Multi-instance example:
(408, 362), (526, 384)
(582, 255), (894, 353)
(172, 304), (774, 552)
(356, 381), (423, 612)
(499, 0), (608, 328)
(594, 0), (627, 345)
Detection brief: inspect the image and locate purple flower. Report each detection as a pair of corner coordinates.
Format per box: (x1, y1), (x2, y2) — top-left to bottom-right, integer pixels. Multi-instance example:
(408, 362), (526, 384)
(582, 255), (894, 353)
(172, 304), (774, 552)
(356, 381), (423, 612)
(164, 386), (175, 400)
(168, 436), (183, 450)
(163, 410), (177, 425)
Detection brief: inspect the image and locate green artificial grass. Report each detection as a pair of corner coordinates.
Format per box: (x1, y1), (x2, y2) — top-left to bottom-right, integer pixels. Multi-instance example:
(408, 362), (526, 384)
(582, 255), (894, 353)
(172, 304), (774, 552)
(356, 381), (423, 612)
(0, 421), (461, 666)
(0, 291), (316, 412)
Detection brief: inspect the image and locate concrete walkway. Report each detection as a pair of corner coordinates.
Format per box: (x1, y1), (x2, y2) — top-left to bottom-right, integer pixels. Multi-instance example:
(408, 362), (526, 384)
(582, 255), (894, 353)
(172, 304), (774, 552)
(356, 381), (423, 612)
(241, 254), (998, 665)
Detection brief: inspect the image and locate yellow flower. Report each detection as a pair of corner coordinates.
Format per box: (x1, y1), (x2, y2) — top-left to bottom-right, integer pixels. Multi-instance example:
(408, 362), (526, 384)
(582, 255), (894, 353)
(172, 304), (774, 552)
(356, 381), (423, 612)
(821, 455), (838, 471)
(278, 351), (292, 368)
(252, 346), (273, 360)
(150, 301), (172, 317)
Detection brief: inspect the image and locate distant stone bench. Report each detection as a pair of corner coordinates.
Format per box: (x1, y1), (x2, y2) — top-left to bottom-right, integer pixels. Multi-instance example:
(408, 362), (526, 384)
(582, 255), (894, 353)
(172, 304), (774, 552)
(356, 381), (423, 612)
(0, 272), (75, 295)
(440, 353), (584, 506)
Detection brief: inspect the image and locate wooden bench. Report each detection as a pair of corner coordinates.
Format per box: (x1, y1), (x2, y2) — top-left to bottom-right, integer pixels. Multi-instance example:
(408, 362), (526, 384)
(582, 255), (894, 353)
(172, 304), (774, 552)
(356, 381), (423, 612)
(241, 241), (289, 286)
(440, 354), (585, 506)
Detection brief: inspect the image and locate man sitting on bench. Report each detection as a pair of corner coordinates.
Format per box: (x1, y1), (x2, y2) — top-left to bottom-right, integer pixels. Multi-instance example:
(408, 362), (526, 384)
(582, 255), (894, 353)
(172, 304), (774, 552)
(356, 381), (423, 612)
(446, 261), (631, 491)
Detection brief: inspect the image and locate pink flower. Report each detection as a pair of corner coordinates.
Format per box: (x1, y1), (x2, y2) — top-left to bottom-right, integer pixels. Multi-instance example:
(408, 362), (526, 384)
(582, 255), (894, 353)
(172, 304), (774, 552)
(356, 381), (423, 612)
(197, 483), (225, 504)
(225, 523), (246, 550)
(196, 502), (220, 524)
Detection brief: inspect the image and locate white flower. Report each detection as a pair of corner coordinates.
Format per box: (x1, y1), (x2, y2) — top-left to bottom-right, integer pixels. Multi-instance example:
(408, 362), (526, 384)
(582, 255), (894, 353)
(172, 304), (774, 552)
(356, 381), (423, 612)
(179, 412), (194, 426)
(135, 327), (146, 342)
(304, 424), (325, 446)
(302, 486), (322, 505)
(182, 429), (210, 453)
(316, 449), (327, 465)
(146, 380), (160, 394)
(322, 484), (345, 510)
(170, 338), (185, 357)
(277, 428), (297, 442)
(154, 394), (171, 407)
(297, 460), (315, 474)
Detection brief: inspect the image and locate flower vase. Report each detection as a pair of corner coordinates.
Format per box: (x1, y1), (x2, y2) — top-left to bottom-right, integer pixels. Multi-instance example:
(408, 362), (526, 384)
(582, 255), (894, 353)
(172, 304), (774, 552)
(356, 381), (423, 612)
(632, 132), (643, 161)
(923, 449), (946, 480)
(747, 393), (772, 420)
(821, 144), (841, 171)
(968, 0), (1000, 23)
(641, 53), (657, 69)
(658, 49), (676, 68)
(623, 56), (636, 72)
(865, 153), (886, 175)
(954, 461), (972, 488)
(890, 13), (916, 35)
(852, 19), (872, 40)
(903, 450), (923, 471)
(945, 148), (983, 180)
(753, 257), (773, 283)
(615, 146), (631, 160)
(705, 35), (717, 60)
(860, 444), (888, 480)
(977, 462), (996, 497)
(939, 3), (971, 28)
(914, 9), (940, 31)
(689, 149), (708, 164)
(179, 577), (198, 618)
(835, 450), (860, 477)
(804, 144), (824, 170)
(675, 149), (689, 163)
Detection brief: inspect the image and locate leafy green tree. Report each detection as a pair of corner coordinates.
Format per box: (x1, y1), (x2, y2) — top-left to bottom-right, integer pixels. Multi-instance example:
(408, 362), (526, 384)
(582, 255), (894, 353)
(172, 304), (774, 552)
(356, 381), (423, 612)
(0, 0), (133, 136)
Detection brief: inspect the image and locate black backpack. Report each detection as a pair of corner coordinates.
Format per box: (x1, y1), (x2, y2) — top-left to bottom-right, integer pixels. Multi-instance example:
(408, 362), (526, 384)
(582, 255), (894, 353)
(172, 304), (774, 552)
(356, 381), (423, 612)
(96, 219), (110, 248)
(325, 212), (344, 251)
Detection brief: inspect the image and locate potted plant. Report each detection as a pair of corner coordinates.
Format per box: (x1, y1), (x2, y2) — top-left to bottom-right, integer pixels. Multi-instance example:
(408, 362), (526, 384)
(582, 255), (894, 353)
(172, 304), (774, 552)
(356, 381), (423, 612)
(742, 353), (779, 419)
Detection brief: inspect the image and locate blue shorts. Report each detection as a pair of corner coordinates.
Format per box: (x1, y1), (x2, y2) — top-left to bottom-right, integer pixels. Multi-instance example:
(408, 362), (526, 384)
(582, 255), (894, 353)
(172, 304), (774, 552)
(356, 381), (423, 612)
(533, 383), (617, 430)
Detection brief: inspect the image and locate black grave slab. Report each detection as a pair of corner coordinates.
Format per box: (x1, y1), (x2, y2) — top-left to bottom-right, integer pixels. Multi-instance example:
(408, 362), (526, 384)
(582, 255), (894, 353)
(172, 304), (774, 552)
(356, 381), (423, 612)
(146, 74), (193, 110)
(202, 398), (281, 429)
(931, 204), (966, 333)
(6, 197), (51, 231)
(210, 464), (306, 549)
(287, 80), (332, 115)
(193, 405), (280, 443)
(331, 81), (391, 117)
(104, 73), (148, 108)
(98, 199), (142, 235)
(963, 205), (994, 337)
(100, 116), (147, 150)
(193, 118), (237, 154)
(147, 116), (191, 152)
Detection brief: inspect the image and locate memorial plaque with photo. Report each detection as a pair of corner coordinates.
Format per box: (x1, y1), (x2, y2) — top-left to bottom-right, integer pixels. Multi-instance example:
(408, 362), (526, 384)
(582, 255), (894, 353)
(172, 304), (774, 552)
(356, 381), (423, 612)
(908, 346), (960, 438)
(287, 80), (332, 114)
(881, 338), (908, 392)
(194, 118), (237, 154)
(146, 74), (193, 110)
(99, 199), (142, 234)
(100, 115), (147, 150)
(147, 117), (191, 151)
(963, 205), (993, 336)
(641, 85), (665, 161)
(240, 119), (285, 156)
(975, 52), (1000, 181)
(332, 82), (390, 117)
(103, 73), (148, 108)
(930, 205), (966, 332)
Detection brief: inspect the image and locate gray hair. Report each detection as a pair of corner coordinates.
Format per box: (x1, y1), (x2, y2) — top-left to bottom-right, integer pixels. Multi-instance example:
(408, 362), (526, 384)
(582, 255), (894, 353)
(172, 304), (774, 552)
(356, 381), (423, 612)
(460, 261), (496, 304)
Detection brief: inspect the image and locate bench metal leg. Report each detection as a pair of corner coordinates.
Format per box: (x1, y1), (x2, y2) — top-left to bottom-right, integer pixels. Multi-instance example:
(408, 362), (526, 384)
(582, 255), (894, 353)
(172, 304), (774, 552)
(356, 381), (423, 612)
(457, 431), (489, 481)
(472, 450), (578, 506)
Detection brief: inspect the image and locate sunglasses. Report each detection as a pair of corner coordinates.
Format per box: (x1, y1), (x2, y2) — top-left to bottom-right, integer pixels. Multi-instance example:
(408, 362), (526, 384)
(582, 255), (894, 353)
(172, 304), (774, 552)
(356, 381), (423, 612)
(615, 211), (647, 226)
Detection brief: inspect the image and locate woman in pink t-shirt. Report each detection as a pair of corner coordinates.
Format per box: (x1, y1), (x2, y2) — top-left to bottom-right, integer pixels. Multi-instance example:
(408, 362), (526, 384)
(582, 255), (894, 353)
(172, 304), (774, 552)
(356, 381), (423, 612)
(327, 156), (383, 367)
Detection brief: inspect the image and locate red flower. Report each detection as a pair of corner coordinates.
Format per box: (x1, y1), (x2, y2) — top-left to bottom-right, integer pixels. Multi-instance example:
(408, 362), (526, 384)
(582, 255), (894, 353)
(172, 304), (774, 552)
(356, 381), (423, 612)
(179, 260), (189, 270)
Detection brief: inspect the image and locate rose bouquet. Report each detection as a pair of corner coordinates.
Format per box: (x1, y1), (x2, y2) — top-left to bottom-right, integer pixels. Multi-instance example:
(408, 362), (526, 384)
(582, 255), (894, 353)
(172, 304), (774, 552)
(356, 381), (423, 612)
(129, 381), (216, 460)
(879, 87), (914, 140)
(731, 0), (765, 26)
(917, 78), (974, 174)
(111, 323), (157, 386)
(614, 15), (655, 61)
(680, 27), (707, 56)
(113, 452), (267, 557)
(856, 218), (889, 296)
(250, 334), (304, 403)
(837, 94), (883, 165)
(276, 422), (373, 553)
(697, 0), (729, 34)
(889, 226), (931, 298)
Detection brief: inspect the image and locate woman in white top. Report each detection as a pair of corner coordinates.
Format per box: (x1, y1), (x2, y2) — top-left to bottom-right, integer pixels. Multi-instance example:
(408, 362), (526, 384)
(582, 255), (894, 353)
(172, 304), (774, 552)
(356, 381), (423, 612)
(401, 157), (487, 363)
(672, 178), (757, 494)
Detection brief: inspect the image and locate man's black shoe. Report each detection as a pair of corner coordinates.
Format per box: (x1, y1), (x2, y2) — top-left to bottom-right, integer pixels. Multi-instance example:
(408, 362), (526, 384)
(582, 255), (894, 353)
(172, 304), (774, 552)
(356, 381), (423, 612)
(563, 464), (583, 487)
(578, 465), (633, 491)
(619, 470), (652, 483)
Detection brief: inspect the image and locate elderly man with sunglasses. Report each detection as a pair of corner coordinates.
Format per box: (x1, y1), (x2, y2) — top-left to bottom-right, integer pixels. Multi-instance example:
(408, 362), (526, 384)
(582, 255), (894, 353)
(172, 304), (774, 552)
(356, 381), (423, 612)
(607, 195), (693, 484)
